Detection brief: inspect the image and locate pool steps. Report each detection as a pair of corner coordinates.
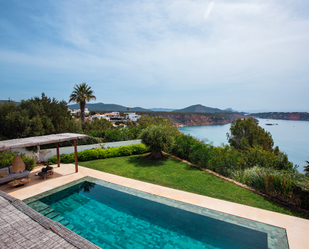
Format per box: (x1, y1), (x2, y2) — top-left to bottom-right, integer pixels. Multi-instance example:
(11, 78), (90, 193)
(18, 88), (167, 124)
(27, 200), (81, 235)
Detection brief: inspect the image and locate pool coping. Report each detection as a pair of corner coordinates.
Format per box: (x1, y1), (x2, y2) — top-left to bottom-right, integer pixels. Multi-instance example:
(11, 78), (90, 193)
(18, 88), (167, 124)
(2, 163), (309, 249)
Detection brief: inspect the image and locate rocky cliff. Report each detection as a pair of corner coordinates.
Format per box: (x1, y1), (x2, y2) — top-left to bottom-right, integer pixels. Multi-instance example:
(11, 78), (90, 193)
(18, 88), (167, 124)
(251, 112), (309, 121)
(142, 112), (246, 127)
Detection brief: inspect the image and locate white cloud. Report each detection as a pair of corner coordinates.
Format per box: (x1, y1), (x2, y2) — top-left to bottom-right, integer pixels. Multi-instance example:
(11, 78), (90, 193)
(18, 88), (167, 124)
(204, 1), (215, 19)
(1, 0), (309, 110)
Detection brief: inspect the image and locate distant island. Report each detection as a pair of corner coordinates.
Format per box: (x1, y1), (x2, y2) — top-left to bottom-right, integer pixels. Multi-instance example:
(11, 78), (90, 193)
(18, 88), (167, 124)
(251, 112), (309, 121)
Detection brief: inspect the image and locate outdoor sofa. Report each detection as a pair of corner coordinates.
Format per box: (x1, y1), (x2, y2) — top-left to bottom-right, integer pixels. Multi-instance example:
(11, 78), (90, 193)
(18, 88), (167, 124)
(0, 166), (30, 184)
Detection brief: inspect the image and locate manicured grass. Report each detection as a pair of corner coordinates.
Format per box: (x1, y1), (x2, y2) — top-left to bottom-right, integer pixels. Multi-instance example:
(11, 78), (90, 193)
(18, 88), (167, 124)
(79, 153), (306, 218)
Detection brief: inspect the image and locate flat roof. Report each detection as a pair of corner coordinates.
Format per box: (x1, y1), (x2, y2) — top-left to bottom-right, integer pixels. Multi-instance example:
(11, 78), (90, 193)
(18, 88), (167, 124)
(0, 133), (88, 151)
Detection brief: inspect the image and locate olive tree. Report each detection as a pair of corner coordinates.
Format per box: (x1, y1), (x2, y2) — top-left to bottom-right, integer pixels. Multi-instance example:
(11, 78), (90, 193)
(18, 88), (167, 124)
(140, 124), (176, 159)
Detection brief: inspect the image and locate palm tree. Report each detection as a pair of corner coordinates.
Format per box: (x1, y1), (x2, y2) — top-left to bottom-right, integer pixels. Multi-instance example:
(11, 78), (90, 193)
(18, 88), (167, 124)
(69, 83), (96, 126)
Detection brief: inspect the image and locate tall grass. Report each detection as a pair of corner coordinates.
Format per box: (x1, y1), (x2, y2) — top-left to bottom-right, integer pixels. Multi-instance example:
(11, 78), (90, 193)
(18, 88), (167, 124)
(231, 167), (297, 203)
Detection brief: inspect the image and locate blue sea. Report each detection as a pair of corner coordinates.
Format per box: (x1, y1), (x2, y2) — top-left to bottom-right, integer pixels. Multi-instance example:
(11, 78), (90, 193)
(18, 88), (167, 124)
(178, 118), (309, 173)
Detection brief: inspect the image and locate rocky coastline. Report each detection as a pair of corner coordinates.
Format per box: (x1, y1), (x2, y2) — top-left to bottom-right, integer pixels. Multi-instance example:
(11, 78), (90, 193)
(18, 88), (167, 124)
(251, 112), (309, 121)
(142, 112), (246, 127)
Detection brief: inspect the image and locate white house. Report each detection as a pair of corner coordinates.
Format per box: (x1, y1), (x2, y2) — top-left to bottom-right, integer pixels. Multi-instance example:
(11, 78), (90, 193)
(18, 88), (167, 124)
(69, 108), (89, 115)
(125, 113), (141, 121)
(89, 113), (110, 121)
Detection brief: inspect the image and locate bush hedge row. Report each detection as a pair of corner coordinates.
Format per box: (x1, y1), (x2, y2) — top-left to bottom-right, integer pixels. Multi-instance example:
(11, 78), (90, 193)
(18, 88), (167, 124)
(170, 134), (309, 211)
(46, 144), (150, 165)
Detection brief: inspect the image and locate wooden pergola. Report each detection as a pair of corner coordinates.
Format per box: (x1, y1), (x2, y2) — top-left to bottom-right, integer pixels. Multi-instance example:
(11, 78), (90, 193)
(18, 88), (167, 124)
(0, 133), (88, 173)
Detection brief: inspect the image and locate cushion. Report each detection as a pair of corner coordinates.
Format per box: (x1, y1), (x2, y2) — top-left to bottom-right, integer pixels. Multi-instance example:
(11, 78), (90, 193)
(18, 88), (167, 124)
(0, 171), (8, 178)
(46, 165), (53, 171)
(38, 172), (47, 176)
(0, 167), (9, 174)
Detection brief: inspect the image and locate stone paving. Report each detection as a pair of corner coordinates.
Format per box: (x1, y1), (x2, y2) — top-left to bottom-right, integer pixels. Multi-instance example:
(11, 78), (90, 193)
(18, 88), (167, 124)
(0, 190), (99, 249)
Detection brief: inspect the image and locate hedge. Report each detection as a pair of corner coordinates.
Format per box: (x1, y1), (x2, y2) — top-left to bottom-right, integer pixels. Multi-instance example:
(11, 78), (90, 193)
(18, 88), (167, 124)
(46, 144), (150, 165)
(170, 133), (309, 211)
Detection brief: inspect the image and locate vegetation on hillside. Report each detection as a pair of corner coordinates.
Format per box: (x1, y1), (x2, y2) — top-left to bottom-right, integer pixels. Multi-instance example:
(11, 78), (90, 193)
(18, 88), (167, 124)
(170, 118), (308, 212)
(0, 93), (79, 139)
(139, 111), (246, 126)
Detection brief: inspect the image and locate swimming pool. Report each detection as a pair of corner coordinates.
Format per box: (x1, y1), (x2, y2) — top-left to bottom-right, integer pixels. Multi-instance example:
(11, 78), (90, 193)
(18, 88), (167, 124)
(24, 177), (289, 249)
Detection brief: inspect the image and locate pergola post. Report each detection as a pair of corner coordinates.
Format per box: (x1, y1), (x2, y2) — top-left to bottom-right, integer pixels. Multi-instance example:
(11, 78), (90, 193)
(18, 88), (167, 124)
(56, 142), (60, 167)
(74, 139), (78, 173)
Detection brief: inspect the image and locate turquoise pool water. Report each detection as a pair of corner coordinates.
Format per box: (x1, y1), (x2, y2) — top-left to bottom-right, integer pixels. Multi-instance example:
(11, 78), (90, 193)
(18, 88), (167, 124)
(24, 177), (289, 249)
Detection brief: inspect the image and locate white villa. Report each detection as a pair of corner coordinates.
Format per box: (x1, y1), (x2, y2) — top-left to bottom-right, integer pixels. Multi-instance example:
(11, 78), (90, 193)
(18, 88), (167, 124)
(125, 113), (141, 121)
(88, 112), (123, 122)
(87, 112), (141, 122)
(69, 108), (90, 115)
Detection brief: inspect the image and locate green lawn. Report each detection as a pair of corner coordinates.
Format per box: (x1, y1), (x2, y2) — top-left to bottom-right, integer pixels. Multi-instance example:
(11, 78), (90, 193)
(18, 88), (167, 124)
(79, 154), (306, 218)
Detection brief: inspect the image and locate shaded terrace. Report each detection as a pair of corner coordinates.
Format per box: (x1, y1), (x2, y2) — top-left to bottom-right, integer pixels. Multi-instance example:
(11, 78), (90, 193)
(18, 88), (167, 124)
(0, 133), (88, 173)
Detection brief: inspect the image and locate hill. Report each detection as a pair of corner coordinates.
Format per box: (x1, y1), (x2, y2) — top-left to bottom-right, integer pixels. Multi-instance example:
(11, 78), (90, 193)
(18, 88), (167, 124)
(68, 102), (150, 112)
(140, 111), (246, 127)
(224, 108), (238, 112)
(173, 104), (226, 113)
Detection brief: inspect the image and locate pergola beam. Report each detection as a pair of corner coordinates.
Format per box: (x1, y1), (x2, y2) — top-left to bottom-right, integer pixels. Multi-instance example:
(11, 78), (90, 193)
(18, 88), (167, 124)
(0, 133), (88, 173)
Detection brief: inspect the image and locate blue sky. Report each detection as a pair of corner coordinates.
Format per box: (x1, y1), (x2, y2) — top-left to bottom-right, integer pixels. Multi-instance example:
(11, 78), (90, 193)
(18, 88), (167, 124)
(0, 0), (308, 112)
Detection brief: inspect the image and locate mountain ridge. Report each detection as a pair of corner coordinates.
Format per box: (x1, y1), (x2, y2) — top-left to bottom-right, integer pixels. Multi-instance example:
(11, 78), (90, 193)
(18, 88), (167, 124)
(173, 104), (227, 113)
(68, 102), (149, 112)
(68, 103), (237, 113)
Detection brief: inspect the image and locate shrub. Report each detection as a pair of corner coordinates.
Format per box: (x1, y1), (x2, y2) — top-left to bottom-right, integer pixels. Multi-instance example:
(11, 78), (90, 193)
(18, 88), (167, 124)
(244, 146), (293, 170)
(188, 142), (212, 169)
(21, 154), (36, 171)
(171, 134), (199, 161)
(208, 146), (244, 177)
(171, 134), (244, 177)
(46, 144), (150, 165)
(0, 150), (36, 171)
(0, 150), (18, 168)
